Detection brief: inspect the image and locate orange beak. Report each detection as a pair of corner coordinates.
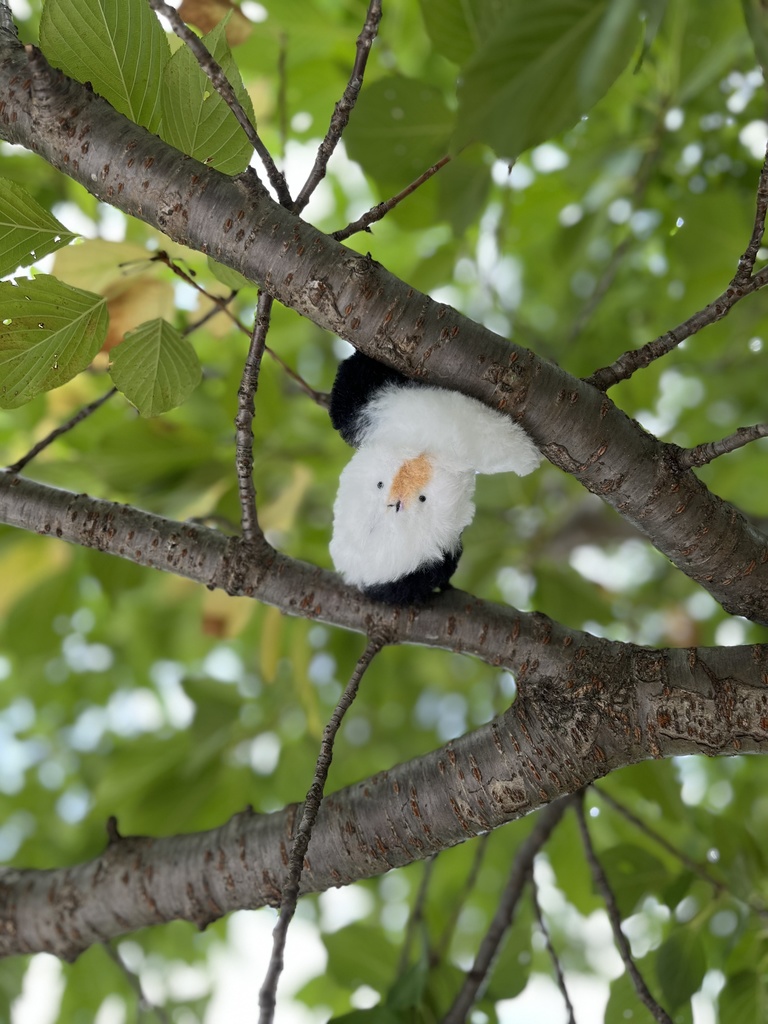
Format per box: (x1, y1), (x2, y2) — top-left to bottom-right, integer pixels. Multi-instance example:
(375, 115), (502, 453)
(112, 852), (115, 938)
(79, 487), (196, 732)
(387, 454), (432, 511)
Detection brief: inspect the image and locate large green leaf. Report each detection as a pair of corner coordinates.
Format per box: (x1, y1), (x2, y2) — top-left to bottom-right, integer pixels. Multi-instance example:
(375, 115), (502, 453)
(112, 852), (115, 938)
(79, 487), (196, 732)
(599, 843), (670, 916)
(159, 19), (255, 174)
(655, 929), (707, 1011)
(0, 179), (77, 277)
(39, 0), (170, 131)
(719, 970), (768, 1023)
(0, 275), (107, 408)
(344, 75), (453, 191)
(109, 318), (202, 417)
(454, 0), (643, 158)
(418, 0), (503, 64)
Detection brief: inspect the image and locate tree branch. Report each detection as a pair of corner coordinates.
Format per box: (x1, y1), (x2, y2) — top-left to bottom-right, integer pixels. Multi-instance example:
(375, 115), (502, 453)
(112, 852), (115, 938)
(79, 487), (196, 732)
(675, 423), (768, 469)
(576, 796), (673, 1024)
(587, 140), (768, 391)
(2, 32), (766, 621)
(293, 0), (382, 215)
(145, 0), (291, 207)
(235, 291), (271, 540)
(259, 637), (383, 1023)
(2, 614), (766, 960)
(443, 797), (572, 1023)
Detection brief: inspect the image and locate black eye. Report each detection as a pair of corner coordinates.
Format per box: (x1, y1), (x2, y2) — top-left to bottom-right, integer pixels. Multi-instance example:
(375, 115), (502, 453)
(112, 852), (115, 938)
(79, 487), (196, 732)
(377, 481), (383, 489)
(419, 494), (426, 502)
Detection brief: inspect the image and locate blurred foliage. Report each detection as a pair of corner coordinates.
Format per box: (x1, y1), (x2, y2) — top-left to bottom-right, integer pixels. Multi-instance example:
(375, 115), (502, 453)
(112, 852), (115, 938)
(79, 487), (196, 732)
(2, 0), (768, 1021)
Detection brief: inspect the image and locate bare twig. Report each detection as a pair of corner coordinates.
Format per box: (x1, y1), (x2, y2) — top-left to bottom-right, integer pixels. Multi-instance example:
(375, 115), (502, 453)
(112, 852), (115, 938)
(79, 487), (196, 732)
(397, 855), (437, 977)
(258, 636), (386, 1024)
(235, 291), (272, 540)
(588, 140), (768, 390)
(151, 252), (328, 406)
(594, 786), (768, 919)
(146, 0), (292, 207)
(575, 796), (673, 1024)
(443, 797), (572, 1024)
(675, 422), (768, 469)
(734, 140), (768, 285)
(293, 0), (382, 215)
(531, 876), (576, 1024)
(277, 32), (288, 158)
(101, 942), (171, 1023)
(333, 153), (452, 241)
(6, 387), (117, 474)
(433, 833), (490, 965)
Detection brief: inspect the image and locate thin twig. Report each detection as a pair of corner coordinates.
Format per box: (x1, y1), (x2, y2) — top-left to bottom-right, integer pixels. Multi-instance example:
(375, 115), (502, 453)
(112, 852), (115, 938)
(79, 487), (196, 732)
(594, 786), (768, 919)
(277, 32), (288, 158)
(101, 942), (171, 1023)
(433, 833), (490, 965)
(443, 797), (572, 1024)
(675, 422), (768, 469)
(397, 855), (437, 977)
(235, 291), (271, 540)
(734, 139), (768, 285)
(146, 0), (292, 207)
(333, 153), (452, 241)
(588, 139), (768, 390)
(258, 636), (386, 1024)
(6, 387), (117, 474)
(530, 874), (577, 1024)
(150, 252), (328, 405)
(293, 0), (382, 215)
(575, 795), (673, 1024)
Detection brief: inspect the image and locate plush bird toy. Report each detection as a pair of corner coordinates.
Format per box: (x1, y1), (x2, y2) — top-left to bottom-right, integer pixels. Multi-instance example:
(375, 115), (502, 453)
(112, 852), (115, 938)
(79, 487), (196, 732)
(329, 350), (541, 604)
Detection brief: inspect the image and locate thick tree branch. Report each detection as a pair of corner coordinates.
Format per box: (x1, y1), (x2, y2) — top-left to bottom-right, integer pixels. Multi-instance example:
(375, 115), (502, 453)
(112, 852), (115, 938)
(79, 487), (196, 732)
(1, 564), (767, 960)
(1, 32), (766, 621)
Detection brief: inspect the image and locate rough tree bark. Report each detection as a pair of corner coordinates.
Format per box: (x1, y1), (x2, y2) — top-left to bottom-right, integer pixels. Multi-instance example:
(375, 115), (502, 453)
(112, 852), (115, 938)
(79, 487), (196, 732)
(0, 19), (767, 961)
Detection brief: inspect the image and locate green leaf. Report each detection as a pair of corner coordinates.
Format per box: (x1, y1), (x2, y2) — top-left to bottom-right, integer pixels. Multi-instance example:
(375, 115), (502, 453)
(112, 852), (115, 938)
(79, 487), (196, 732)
(599, 843), (669, 916)
(719, 969), (768, 1022)
(109, 319), (202, 417)
(741, 0), (768, 72)
(329, 1009), (403, 1024)
(345, 75), (453, 191)
(418, 0), (502, 64)
(0, 178), (77, 277)
(655, 929), (707, 1011)
(455, 0), (643, 159)
(159, 19), (255, 174)
(0, 275), (107, 408)
(39, 0), (170, 131)
(207, 256), (252, 291)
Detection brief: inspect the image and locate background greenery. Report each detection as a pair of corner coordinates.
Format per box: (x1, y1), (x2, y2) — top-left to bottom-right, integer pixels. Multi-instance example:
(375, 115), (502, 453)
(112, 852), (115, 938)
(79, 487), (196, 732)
(2, 0), (768, 1020)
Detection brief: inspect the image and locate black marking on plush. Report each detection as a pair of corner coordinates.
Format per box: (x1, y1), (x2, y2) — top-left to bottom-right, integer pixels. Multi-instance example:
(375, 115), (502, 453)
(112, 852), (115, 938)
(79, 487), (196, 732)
(361, 544), (462, 605)
(329, 351), (412, 447)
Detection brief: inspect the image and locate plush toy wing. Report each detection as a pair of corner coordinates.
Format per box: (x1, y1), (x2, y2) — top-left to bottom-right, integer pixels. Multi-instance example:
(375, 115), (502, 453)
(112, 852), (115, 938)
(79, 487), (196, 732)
(328, 351), (541, 604)
(357, 383), (542, 476)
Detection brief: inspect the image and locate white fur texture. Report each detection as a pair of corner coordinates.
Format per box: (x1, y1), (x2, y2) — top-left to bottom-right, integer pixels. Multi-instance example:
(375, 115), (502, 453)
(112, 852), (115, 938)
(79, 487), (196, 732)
(331, 383), (541, 588)
(357, 384), (542, 476)
(330, 445), (475, 587)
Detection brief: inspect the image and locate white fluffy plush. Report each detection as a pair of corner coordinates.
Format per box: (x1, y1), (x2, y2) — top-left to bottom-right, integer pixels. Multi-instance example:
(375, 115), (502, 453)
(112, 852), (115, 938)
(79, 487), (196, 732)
(330, 385), (541, 589)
